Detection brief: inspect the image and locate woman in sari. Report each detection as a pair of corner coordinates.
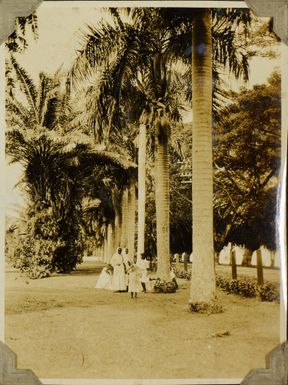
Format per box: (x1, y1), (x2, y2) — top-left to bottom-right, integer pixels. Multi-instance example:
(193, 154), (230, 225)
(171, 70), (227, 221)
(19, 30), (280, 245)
(110, 247), (126, 292)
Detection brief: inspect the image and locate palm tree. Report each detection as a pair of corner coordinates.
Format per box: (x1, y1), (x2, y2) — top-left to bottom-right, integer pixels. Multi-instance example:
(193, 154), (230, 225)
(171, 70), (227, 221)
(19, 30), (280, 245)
(157, 7), (250, 308)
(134, 123), (146, 263)
(6, 55), (137, 274)
(189, 9), (215, 306)
(6, 126), (137, 271)
(71, 7), (252, 296)
(6, 13), (38, 53)
(6, 55), (72, 134)
(70, 9), (185, 282)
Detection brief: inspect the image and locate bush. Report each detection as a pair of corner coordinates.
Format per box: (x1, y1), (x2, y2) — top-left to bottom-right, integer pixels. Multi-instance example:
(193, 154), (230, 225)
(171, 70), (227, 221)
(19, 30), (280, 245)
(189, 299), (223, 314)
(52, 243), (83, 273)
(12, 236), (55, 279)
(174, 268), (280, 302)
(9, 207), (85, 278)
(215, 274), (280, 302)
(216, 275), (256, 297)
(153, 278), (178, 293)
(257, 282), (280, 302)
(173, 267), (191, 280)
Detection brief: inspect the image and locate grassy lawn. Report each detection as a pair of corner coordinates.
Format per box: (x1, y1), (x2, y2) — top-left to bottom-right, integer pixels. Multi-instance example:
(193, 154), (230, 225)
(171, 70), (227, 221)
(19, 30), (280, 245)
(5, 261), (281, 380)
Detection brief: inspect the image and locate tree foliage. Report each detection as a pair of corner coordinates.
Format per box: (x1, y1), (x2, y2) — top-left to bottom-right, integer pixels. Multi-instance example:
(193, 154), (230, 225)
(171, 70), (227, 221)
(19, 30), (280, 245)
(6, 13), (38, 53)
(6, 57), (136, 277)
(213, 71), (281, 251)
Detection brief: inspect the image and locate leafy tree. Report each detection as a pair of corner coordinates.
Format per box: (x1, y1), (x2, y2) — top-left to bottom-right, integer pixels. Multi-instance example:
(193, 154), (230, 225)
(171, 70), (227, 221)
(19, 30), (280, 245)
(214, 71), (281, 252)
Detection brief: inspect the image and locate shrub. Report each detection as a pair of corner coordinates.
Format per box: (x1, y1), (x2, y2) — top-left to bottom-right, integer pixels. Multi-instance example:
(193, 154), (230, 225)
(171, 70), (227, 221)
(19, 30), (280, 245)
(215, 274), (279, 302)
(153, 278), (178, 293)
(52, 243), (83, 273)
(174, 268), (280, 302)
(12, 236), (55, 279)
(257, 282), (280, 302)
(9, 209), (84, 278)
(189, 299), (223, 314)
(173, 267), (191, 280)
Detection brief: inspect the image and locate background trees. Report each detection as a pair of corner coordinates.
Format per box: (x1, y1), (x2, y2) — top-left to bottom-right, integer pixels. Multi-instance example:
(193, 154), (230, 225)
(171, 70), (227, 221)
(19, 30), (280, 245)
(5, 7), (281, 293)
(214, 70), (281, 253)
(6, 56), (137, 277)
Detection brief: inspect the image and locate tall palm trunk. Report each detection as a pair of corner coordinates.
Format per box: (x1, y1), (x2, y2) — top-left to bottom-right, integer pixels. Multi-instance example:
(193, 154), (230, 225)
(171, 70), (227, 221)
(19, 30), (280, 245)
(120, 188), (129, 248)
(155, 119), (170, 281)
(114, 209), (121, 250)
(189, 9), (216, 305)
(107, 222), (114, 263)
(137, 124), (146, 263)
(127, 180), (136, 262)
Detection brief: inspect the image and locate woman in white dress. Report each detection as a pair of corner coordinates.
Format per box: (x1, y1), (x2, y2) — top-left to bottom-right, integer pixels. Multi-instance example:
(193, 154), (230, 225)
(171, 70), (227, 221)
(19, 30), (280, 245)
(110, 247), (127, 292)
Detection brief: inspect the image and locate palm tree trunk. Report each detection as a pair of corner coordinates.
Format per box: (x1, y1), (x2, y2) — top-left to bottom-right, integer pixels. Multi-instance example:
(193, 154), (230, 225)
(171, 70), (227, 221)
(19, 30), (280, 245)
(114, 210), (121, 251)
(100, 241), (105, 261)
(127, 180), (136, 262)
(107, 222), (114, 263)
(189, 9), (216, 305)
(120, 188), (129, 248)
(155, 119), (170, 281)
(137, 124), (146, 263)
(103, 227), (109, 262)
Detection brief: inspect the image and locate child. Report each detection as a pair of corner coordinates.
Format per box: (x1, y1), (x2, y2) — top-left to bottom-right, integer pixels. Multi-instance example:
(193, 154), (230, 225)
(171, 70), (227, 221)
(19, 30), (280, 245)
(138, 253), (150, 292)
(95, 264), (113, 290)
(127, 264), (142, 298)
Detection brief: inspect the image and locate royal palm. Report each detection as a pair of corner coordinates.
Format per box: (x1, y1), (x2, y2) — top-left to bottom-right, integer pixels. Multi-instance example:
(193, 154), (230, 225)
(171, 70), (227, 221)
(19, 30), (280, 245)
(71, 8), (185, 281)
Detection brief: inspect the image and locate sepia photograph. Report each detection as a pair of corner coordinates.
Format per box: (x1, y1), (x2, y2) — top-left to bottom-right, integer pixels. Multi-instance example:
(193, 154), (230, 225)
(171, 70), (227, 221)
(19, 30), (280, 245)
(1, 0), (286, 383)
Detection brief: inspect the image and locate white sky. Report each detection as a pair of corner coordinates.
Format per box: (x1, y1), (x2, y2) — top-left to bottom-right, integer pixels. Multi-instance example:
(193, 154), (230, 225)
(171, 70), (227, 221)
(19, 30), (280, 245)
(13, 2), (280, 83)
(4, 1), (281, 216)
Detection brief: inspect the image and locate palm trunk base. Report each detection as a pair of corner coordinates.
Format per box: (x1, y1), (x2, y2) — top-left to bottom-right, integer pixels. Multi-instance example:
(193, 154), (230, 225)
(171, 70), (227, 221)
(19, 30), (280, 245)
(189, 298), (223, 314)
(153, 278), (178, 293)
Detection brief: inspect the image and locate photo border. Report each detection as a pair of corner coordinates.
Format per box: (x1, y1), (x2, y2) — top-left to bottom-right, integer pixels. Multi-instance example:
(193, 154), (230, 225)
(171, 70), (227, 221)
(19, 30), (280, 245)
(0, 1), (287, 384)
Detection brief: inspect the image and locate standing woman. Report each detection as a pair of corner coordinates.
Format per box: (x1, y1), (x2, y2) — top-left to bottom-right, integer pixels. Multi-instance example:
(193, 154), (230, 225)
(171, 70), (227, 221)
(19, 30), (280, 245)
(111, 247), (126, 292)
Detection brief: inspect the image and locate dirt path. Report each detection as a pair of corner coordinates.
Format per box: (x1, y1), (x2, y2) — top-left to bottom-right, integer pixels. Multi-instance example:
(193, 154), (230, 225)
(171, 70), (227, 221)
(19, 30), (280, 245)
(5, 262), (281, 380)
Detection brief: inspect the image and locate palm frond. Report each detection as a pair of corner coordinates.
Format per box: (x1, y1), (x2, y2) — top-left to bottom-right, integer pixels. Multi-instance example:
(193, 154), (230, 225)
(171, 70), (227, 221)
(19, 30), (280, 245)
(9, 55), (39, 122)
(70, 21), (120, 88)
(6, 96), (32, 128)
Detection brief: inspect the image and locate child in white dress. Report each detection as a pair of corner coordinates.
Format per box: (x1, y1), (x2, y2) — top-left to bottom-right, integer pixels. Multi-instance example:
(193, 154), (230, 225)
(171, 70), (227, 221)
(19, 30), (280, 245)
(127, 264), (142, 298)
(95, 264), (113, 290)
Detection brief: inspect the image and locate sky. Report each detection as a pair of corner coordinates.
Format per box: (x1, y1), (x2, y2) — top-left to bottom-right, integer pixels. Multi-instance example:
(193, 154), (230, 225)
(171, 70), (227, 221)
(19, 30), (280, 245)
(14, 2), (280, 84)
(4, 1), (281, 217)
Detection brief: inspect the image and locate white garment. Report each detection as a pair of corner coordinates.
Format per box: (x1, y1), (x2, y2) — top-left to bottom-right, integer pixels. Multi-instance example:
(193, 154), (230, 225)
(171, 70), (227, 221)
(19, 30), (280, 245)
(128, 265), (142, 293)
(122, 251), (132, 270)
(137, 259), (150, 283)
(111, 252), (127, 291)
(95, 267), (112, 290)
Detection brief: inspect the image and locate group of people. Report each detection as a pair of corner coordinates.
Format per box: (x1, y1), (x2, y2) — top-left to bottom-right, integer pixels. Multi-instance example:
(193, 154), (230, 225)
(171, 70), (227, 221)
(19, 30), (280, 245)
(95, 247), (150, 298)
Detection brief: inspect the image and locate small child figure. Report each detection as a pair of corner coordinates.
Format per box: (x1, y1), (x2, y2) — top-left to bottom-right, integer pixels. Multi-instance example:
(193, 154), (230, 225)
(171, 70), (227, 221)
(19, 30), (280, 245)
(95, 264), (113, 290)
(127, 264), (142, 298)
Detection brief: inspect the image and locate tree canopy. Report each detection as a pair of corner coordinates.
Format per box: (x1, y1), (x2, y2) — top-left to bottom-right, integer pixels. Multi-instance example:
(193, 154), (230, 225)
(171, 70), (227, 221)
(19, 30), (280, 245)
(214, 71), (281, 251)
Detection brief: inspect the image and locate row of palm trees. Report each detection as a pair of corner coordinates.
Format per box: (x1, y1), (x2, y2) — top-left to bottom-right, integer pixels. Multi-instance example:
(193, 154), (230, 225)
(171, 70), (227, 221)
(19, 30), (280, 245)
(7, 7), (260, 308)
(69, 8), (252, 307)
